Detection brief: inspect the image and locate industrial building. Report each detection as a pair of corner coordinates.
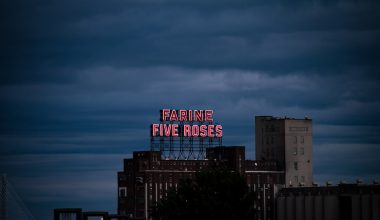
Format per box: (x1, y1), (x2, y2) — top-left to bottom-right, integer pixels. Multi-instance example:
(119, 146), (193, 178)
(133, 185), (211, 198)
(255, 116), (313, 187)
(53, 115), (380, 220)
(276, 182), (380, 220)
(117, 146), (284, 220)
(117, 116), (313, 220)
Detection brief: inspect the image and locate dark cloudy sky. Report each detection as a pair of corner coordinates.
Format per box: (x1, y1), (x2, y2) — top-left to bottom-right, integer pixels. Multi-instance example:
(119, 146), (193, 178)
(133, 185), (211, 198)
(1, 0), (380, 219)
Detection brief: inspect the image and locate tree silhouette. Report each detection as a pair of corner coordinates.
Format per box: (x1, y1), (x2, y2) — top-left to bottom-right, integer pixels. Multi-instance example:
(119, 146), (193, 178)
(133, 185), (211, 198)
(151, 169), (255, 220)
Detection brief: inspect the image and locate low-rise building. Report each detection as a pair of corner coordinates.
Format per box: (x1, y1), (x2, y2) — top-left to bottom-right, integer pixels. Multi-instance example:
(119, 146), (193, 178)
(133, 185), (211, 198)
(276, 183), (380, 220)
(117, 146), (285, 220)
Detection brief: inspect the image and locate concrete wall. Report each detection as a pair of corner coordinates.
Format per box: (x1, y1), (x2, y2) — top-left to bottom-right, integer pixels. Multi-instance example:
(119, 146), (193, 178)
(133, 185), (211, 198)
(255, 116), (313, 187)
(284, 119), (313, 187)
(277, 192), (380, 220)
(277, 194), (339, 220)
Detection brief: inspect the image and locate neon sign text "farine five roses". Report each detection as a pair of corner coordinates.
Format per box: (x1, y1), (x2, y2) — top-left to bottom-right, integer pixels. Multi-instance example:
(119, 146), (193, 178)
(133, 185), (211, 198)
(151, 109), (223, 138)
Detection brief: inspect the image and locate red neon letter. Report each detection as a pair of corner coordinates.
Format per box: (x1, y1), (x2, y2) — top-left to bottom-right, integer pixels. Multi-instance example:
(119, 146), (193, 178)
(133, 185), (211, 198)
(207, 125), (215, 137)
(200, 125), (207, 137)
(159, 124), (164, 136)
(172, 124), (179, 136)
(164, 124), (172, 136)
(151, 124), (159, 136)
(205, 110), (213, 122)
(188, 110), (193, 121)
(169, 110), (179, 121)
(194, 110), (204, 121)
(215, 125), (223, 137)
(192, 125), (199, 137)
(179, 110), (187, 121)
(161, 109), (170, 121)
(183, 124), (191, 136)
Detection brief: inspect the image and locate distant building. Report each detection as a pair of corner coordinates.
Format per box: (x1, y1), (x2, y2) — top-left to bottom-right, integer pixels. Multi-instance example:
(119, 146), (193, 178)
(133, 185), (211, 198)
(255, 116), (313, 187)
(54, 115), (380, 220)
(276, 182), (380, 220)
(117, 146), (284, 220)
(57, 115), (380, 220)
(117, 115), (315, 220)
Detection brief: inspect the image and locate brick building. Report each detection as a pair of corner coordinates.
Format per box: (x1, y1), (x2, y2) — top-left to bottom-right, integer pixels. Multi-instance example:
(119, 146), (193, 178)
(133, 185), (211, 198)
(117, 116), (314, 220)
(117, 146), (285, 220)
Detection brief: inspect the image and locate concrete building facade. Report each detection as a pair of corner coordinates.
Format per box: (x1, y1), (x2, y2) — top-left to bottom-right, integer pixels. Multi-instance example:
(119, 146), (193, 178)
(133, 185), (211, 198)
(276, 183), (380, 220)
(255, 116), (313, 187)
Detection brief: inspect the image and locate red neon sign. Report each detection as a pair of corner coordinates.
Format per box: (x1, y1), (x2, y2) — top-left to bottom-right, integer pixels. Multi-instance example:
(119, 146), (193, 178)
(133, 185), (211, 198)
(151, 109), (223, 138)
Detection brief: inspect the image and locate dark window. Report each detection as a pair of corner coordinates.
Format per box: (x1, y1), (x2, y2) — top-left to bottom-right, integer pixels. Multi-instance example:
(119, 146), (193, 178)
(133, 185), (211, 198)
(119, 187), (127, 198)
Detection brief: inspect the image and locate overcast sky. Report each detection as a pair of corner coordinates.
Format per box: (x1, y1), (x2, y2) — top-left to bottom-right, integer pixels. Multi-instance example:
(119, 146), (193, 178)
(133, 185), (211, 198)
(1, 0), (380, 219)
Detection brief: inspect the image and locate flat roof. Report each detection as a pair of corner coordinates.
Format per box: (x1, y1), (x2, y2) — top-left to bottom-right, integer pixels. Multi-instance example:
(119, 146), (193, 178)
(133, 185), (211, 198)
(256, 115), (312, 120)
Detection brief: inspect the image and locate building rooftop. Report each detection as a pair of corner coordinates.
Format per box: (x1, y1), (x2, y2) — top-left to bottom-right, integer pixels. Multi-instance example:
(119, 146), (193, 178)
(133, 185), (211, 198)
(256, 115), (312, 120)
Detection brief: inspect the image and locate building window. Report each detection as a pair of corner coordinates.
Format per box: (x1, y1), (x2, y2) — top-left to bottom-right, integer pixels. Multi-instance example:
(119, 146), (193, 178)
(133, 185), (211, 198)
(119, 187), (127, 198)
(293, 147), (297, 155)
(294, 162), (298, 170)
(294, 176), (298, 183)
(294, 136), (297, 144)
(301, 136), (305, 144)
(301, 176), (305, 183)
(300, 147), (305, 155)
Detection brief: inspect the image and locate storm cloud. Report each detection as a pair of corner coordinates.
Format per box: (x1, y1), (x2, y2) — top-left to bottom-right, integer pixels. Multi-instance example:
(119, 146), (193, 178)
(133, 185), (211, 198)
(1, 0), (380, 219)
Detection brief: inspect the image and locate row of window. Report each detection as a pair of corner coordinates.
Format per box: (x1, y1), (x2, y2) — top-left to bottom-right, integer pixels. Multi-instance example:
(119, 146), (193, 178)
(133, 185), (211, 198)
(264, 136), (306, 145)
(293, 147), (305, 155)
(294, 175), (305, 183)
(264, 146), (305, 157)
(293, 136), (305, 144)
(289, 126), (308, 132)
